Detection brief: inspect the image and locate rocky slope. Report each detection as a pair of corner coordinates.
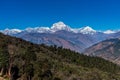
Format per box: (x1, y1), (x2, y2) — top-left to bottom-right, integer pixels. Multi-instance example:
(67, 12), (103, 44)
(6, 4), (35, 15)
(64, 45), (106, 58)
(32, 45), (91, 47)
(84, 38), (120, 65)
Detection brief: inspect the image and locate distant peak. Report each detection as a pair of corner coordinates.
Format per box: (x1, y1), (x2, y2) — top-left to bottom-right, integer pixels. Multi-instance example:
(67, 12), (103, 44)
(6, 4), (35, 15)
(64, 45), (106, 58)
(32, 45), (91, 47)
(54, 21), (65, 25)
(51, 21), (71, 32)
(3, 28), (22, 32)
(104, 30), (116, 34)
(79, 26), (96, 34)
(0, 28), (22, 35)
(82, 26), (96, 31)
(51, 21), (67, 29)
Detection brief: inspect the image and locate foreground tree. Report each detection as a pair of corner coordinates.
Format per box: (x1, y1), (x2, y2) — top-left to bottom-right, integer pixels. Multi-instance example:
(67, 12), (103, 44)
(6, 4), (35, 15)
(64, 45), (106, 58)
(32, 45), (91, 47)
(0, 47), (9, 76)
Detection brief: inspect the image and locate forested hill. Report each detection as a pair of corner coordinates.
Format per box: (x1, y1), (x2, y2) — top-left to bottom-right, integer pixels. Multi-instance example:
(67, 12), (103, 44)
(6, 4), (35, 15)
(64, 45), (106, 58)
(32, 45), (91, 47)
(0, 33), (120, 80)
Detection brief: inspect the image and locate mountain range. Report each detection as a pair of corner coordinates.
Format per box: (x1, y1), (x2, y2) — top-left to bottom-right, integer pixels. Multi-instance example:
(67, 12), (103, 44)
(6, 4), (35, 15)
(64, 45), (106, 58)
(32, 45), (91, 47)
(0, 21), (120, 52)
(0, 21), (116, 35)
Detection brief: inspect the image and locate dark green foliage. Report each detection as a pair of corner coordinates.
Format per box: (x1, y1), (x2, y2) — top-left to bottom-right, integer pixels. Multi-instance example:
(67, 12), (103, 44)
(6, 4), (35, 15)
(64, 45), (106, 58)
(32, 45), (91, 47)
(0, 33), (120, 80)
(24, 46), (37, 62)
(24, 64), (34, 80)
(0, 46), (9, 76)
(10, 65), (19, 80)
(54, 77), (61, 80)
(47, 45), (120, 73)
(0, 48), (9, 68)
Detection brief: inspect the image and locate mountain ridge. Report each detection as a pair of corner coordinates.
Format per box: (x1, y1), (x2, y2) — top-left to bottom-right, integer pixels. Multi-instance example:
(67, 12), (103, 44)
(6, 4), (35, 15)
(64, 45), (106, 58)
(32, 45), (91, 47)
(0, 21), (118, 35)
(84, 38), (120, 65)
(1, 21), (120, 53)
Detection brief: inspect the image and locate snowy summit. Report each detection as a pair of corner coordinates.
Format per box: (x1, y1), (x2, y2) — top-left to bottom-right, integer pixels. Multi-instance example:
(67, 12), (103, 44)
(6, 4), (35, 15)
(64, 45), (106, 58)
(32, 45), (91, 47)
(51, 21), (71, 32)
(0, 28), (22, 35)
(78, 26), (96, 34)
(104, 30), (116, 34)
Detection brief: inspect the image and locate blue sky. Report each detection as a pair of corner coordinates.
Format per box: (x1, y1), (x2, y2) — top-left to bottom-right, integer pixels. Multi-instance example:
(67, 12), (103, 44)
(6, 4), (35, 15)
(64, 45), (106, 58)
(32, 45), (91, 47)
(0, 0), (120, 30)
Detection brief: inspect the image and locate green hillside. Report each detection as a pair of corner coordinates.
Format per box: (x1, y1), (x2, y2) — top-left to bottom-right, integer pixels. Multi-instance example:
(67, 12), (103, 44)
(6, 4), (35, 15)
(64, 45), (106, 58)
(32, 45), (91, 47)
(0, 33), (120, 80)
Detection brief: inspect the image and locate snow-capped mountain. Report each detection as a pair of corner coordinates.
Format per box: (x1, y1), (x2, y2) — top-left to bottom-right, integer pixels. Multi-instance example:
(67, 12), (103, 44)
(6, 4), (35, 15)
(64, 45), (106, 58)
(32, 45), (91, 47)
(0, 21), (118, 35)
(51, 21), (71, 32)
(25, 27), (51, 33)
(0, 28), (22, 35)
(24, 21), (71, 33)
(0, 21), (120, 52)
(104, 30), (116, 34)
(78, 26), (96, 34)
(0, 22), (97, 35)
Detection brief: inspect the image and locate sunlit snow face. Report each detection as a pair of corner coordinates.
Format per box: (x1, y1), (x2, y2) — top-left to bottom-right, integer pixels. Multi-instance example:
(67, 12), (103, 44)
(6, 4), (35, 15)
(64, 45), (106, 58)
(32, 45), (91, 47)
(104, 30), (116, 34)
(51, 21), (71, 32)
